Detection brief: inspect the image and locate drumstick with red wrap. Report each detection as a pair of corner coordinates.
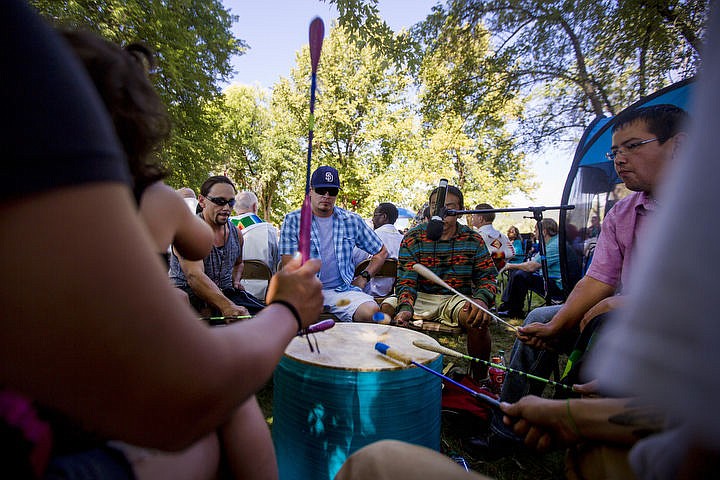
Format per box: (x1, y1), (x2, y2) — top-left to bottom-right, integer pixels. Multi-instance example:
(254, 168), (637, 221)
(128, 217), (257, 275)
(298, 17), (325, 264)
(374, 342), (501, 410)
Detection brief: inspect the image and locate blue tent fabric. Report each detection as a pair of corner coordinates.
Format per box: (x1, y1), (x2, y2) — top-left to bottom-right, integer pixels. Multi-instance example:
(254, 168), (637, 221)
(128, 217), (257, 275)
(558, 78), (695, 295)
(396, 207), (414, 218)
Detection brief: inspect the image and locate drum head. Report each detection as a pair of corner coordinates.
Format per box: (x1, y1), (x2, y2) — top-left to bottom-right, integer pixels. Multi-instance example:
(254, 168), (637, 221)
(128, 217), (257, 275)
(285, 323), (442, 371)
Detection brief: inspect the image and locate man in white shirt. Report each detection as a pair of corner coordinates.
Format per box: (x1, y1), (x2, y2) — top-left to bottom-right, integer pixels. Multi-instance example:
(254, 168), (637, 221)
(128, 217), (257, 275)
(471, 203), (514, 270)
(230, 190), (279, 300)
(352, 202), (403, 297)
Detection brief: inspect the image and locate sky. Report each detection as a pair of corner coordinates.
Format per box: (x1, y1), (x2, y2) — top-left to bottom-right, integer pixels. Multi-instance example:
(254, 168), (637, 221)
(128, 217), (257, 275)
(220, 0), (571, 208)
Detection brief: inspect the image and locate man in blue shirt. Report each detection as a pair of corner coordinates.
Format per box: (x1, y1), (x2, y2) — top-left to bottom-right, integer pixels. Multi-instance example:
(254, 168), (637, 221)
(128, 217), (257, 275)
(497, 218), (563, 318)
(279, 166), (388, 322)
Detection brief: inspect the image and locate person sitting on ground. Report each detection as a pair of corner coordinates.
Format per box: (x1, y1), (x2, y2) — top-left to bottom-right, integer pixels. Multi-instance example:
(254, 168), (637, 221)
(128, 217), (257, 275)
(497, 218), (563, 318)
(279, 166), (388, 322)
(474, 104), (689, 456)
(507, 226), (525, 264)
(351, 202), (403, 297)
(471, 203), (515, 271)
(381, 185), (497, 382)
(169, 176), (266, 316)
(230, 190), (279, 301)
(0, 4), (323, 478)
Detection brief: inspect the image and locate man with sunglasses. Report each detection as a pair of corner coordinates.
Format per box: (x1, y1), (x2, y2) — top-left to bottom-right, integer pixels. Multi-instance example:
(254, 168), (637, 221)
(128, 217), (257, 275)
(352, 202), (404, 297)
(279, 166), (388, 322)
(170, 176), (265, 317)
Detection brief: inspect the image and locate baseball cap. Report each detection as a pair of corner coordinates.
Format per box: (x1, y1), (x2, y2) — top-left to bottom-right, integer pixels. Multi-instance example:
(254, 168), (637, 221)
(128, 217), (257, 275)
(310, 166), (341, 189)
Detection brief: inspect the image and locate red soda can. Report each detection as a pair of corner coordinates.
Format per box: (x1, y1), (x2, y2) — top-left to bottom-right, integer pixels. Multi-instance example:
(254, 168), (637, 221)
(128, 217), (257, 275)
(488, 355), (506, 394)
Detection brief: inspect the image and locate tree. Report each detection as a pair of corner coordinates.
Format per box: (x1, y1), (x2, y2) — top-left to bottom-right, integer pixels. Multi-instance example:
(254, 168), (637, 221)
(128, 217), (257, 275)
(30, 0), (246, 187)
(329, 0), (708, 149)
(273, 24), (421, 216)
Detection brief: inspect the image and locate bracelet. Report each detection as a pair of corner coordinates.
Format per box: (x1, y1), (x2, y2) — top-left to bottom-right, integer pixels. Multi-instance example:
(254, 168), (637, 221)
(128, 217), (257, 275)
(566, 398), (582, 438)
(271, 300), (303, 333)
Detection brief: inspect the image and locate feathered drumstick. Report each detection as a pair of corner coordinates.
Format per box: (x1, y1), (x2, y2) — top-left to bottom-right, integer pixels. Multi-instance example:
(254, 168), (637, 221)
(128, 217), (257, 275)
(412, 263), (518, 332)
(412, 340), (572, 391)
(298, 17), (325, 263)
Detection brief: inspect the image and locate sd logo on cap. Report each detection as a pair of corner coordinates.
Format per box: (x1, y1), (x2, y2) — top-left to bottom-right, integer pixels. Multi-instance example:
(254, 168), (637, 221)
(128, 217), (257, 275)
(310, 166), (341, 189)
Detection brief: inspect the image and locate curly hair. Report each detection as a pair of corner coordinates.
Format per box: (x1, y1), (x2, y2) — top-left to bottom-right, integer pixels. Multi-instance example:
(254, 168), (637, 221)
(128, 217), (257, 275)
(61, 30), (170, 188)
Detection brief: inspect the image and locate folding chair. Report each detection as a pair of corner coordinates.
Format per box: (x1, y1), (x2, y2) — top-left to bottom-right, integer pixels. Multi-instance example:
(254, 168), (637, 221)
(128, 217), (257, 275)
(241, 259), (273, 302)
(353, 258), (398, 304)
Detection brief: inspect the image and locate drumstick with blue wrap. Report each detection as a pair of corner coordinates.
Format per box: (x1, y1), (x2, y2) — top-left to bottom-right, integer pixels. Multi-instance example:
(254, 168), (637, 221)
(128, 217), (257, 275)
(374, 342), (501, 410)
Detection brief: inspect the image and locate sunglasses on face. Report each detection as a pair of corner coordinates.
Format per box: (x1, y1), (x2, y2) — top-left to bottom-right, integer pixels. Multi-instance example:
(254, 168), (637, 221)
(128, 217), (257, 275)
(205, 195), (236, 208)
(314, 187), (339, 197)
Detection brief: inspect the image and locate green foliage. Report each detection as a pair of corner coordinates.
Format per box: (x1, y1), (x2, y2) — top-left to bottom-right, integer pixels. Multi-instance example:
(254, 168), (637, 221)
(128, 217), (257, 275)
(329, 0), (707, 151)
(29, 0), (246, 187)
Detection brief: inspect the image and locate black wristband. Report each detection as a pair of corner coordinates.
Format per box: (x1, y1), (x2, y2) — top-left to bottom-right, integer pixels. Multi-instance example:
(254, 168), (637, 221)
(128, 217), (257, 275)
(271, 300), (303, 332)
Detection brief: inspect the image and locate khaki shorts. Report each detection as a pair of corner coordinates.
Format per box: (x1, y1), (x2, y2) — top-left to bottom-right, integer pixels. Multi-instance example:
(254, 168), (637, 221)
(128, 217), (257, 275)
(382, 292), (467, 327)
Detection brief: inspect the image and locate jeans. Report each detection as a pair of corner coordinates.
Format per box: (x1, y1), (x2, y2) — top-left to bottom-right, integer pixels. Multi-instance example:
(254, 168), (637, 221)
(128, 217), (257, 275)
(500, 305), (577, 403)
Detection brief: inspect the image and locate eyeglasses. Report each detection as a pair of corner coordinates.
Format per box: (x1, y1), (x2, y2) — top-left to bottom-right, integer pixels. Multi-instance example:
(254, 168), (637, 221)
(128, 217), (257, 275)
(205, 195), (236, 208)
(605, 138), (659, 161)
(314, 187), (339, 197)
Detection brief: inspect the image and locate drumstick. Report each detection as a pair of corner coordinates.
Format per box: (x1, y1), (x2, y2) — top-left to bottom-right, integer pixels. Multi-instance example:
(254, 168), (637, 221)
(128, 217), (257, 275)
(299, 319), (335, 335)
(201, 314), (252, 325)
(412, 263), (518, 332)
(298, 17), (325, 263)
(374, 342), (501, 410)
(412, 340), (572, 391)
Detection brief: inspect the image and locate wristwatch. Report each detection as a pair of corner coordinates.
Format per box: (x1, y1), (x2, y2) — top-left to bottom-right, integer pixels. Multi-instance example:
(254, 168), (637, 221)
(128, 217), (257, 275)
(359, 270), (372, 281)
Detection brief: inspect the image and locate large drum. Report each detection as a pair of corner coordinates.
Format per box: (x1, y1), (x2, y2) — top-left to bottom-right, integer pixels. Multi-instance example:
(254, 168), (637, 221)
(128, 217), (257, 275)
(273, 323), (443, 480)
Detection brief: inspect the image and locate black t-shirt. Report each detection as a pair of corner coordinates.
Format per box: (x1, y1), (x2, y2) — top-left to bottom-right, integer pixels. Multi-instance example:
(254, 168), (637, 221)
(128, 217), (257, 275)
(1, 0), (130, 199)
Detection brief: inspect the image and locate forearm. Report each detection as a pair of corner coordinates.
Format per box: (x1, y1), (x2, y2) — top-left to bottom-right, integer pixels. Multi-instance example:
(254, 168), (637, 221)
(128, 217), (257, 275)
(570, 397), (663, 444)
(187, 271), (236, 310)
(0, 185), (299, 450)
(365, 245), (388, 276)
(549, 276), (615, 332)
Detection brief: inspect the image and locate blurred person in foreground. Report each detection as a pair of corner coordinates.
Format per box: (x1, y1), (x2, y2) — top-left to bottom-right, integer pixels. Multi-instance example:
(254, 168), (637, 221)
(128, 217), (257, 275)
(0, 2), (322, 478)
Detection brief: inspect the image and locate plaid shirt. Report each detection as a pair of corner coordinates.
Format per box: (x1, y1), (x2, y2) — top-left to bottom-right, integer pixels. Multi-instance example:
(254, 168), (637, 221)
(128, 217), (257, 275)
(396, 223), (498, 312)
(279, 206), (383, 290)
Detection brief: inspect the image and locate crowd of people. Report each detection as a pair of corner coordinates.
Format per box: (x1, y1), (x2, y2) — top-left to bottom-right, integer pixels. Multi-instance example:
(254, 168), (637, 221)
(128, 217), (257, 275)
(3, 1), (719, 478)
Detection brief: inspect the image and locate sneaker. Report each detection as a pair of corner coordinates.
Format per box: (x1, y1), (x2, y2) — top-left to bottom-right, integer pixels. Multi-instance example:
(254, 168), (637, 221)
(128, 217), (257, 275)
(463, 413), (524, 460)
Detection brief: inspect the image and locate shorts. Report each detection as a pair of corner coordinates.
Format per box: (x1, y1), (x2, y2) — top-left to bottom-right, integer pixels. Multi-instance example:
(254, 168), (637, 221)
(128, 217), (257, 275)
(382, 292), (467, 327)
(322, 288), (376, 322)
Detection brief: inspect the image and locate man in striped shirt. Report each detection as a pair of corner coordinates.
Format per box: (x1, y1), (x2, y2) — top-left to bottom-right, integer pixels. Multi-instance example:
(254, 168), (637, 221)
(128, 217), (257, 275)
(383, 185), (498, 382)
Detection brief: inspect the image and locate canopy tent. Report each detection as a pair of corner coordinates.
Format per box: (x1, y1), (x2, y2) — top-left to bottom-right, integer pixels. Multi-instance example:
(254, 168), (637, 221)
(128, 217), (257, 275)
(558, 78), (695, 293)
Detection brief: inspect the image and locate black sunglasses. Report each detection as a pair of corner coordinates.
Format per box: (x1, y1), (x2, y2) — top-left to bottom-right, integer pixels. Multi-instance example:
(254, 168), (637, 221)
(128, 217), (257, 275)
(205, 195), (236, 208)
(314, 187), (339, 197)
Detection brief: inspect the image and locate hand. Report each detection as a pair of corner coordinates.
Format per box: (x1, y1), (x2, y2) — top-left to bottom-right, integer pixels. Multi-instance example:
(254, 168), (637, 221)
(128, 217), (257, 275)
(351, 275), (368, 289)
(461, 299), (491, 329)
(516, 320), (560, 350)
(572, 380), (600, 397)
(221, 304), (250, 318)
(266, 254), (322, 330)
(500, 396), (581, 452)
(393, 310), (413, 327)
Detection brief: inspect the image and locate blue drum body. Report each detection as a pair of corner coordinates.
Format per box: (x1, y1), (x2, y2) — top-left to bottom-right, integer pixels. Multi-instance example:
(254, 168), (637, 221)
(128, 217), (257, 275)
(273, 323), (442, 480)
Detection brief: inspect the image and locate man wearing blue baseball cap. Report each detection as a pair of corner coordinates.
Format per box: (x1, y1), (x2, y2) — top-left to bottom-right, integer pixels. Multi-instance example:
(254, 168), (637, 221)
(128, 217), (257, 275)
(279, 166), (389, 322)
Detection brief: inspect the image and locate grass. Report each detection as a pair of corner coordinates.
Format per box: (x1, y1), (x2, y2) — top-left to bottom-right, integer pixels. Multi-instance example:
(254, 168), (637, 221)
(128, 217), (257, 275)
(258, 292), (566, 479)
